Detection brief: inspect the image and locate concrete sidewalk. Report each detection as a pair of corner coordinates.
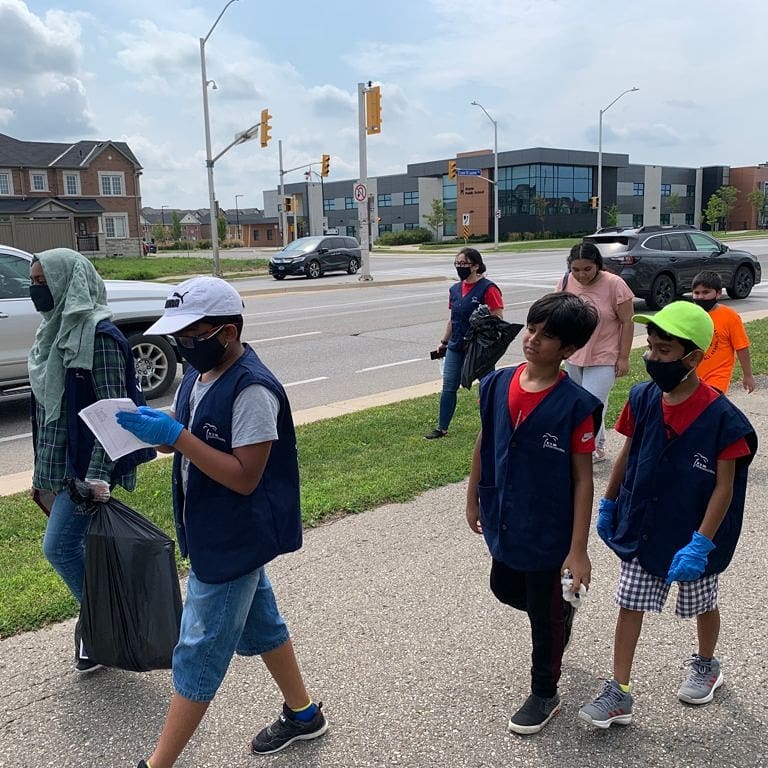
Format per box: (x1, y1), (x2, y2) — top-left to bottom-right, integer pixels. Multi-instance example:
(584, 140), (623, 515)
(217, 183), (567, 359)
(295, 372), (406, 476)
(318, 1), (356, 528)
(1, 386), (767, 767)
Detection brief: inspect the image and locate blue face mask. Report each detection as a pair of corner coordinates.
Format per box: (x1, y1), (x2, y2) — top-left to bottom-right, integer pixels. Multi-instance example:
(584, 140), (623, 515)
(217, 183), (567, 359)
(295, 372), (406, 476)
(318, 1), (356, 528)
(643, 351), (695, 392)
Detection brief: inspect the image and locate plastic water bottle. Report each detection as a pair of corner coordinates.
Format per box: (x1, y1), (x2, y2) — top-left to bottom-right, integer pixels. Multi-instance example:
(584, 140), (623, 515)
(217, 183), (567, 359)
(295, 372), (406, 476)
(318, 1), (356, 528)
(561, 569), (587, 608)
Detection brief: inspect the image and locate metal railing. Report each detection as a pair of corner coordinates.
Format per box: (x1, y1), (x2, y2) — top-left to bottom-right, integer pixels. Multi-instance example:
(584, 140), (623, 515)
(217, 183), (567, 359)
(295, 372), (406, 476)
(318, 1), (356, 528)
(77, 235), (99, 252)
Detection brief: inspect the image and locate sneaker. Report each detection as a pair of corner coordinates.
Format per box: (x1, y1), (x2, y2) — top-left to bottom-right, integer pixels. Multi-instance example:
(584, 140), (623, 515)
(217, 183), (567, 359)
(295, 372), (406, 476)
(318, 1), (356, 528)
(593, 448), (607, 464)
(250, 702), (328, 755)
(678, 654), (723, 704)
(507, 692), (561, 735)
(424, 428), (447, 440)
(74, 620), (103, 674)
(137, 762), (149, 768)
(579, 680), (633, 728)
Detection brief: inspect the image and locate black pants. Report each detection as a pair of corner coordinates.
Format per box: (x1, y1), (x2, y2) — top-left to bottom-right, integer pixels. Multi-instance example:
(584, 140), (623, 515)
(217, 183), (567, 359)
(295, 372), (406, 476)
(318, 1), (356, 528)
(490, 558), (572, 699)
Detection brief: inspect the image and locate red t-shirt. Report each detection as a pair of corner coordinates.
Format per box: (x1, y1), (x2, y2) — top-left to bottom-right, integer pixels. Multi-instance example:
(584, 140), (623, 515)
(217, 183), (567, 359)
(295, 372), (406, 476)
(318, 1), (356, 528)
(449, 281), (504, 311)
(615, 381), (750, 459)
(508, 365), (595, 453)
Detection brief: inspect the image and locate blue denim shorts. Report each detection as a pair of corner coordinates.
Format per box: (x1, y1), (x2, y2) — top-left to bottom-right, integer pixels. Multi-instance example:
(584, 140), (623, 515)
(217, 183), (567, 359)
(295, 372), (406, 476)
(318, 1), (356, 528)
(173, 566), (290, 702)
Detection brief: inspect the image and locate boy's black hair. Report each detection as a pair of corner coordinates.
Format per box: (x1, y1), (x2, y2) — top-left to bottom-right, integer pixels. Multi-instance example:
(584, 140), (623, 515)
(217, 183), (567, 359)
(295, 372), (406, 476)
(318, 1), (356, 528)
(567, 241), (603, 270)
(457, 246), (487, 273)
(646, 321), (699, 355)
(692, 270), (722, 292)
(526, 292), (598, 350)
(199, 314), (244, 340)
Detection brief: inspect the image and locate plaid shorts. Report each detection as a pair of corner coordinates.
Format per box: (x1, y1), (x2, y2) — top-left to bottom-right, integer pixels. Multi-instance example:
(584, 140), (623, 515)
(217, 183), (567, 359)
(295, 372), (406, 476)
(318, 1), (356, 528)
(615, 558), (718, 619)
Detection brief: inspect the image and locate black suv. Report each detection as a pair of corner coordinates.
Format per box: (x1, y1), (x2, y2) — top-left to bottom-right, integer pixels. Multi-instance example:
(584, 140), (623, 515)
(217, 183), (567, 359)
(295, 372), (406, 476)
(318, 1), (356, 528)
(268, 235), (361, 280)
(587, 225), (762, 309)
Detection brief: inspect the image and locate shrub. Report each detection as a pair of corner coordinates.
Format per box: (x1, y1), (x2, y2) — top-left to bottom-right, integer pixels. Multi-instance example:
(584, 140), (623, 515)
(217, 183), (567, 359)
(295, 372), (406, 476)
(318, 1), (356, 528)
(375, 228), (433, 245)
(196, 240), (212, 249)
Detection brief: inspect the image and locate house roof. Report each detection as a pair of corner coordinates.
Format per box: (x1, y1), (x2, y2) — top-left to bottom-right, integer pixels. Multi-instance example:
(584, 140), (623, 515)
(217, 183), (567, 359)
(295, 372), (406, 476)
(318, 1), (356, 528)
(0, 133), (141, 169)
(0, 197), (104, 214)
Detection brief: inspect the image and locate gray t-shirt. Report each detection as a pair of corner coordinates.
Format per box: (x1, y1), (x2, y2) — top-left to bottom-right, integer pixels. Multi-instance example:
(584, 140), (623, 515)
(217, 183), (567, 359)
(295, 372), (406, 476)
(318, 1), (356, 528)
(172, 379), (280, 493)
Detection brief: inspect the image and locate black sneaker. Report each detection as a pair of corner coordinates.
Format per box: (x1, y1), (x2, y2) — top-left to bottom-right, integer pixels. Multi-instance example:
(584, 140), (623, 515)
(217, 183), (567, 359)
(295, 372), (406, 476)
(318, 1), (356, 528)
(424, 428), (447, 440)
(137, 762), (149, 768)
(74, 620), (103, 674)
(250, 702), (328, 755)
(507, 693), (561, 735)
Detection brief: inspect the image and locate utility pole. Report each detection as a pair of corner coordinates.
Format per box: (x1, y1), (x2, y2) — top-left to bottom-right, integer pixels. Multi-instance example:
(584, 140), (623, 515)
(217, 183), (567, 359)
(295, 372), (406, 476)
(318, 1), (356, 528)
(278, 139), (287, 247)
(357, 82), (372, 280)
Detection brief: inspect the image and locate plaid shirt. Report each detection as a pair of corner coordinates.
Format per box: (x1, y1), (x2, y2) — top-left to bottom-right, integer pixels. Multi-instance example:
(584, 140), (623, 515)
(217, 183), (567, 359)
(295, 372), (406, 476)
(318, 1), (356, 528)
(32, 333), (137, 492)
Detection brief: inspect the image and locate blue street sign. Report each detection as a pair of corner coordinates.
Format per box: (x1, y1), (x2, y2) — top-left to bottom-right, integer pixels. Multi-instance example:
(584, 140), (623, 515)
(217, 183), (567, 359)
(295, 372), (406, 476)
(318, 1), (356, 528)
(457, 169), (482, 176)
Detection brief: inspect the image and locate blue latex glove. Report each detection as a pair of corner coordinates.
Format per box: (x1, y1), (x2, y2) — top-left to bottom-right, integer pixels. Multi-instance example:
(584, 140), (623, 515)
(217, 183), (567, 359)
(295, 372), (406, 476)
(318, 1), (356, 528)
(116, 405), (184, 446)
(596, 497), (617, 545)
(666, 531), (716, 584)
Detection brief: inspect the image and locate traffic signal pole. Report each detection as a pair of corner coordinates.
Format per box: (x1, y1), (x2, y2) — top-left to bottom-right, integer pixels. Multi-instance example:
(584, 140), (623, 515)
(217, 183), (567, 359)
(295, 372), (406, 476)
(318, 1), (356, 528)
(278, 139), (288, 246)
(357, 82), (372, 281)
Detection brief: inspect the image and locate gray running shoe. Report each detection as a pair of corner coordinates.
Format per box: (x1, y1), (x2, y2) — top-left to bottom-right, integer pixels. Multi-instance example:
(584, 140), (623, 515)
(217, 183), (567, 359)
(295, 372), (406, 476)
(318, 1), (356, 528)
(251, 702), (328, 755)
(579, 680), (633, 729)
(507, 693), (561, 735)
(678, 654), (723, 704)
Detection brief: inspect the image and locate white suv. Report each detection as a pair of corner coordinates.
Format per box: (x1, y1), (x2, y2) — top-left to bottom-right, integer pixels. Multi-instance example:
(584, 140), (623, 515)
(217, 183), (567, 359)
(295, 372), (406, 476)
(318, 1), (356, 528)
(0, 244), (179, 401)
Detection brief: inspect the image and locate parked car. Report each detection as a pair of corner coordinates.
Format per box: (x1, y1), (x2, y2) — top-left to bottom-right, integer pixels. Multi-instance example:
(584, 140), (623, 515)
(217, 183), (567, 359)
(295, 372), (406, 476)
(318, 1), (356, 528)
(142, 240), (157, 254)
(586, 225), (762, 309)
(0, 244), (180, 402)
(268, 235), (361, 279)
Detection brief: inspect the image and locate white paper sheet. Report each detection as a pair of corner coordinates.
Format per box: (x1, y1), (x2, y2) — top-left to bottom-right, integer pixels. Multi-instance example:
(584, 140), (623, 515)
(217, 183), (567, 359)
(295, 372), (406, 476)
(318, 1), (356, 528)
(78, 398), (154, 461)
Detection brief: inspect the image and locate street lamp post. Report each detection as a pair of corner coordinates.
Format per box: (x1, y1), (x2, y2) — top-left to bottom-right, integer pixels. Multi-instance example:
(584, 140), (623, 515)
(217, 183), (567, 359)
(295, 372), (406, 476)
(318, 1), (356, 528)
(160, 204), (168, 235)
(597, 86), (639, 230)
(200, 0), (239, 276)
(234, 194), (243, 241)
(470, 101), (499, 251)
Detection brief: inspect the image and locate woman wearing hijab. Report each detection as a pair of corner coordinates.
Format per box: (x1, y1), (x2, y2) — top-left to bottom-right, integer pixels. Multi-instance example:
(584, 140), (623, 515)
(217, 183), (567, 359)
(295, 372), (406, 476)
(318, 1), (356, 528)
(28, 248), (155, 671)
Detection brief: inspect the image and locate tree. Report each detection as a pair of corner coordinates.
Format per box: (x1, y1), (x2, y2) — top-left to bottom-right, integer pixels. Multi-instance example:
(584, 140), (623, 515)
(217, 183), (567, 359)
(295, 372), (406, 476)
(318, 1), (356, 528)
(666, 191), (682, 214)
(151, 222), (165, 243)
(605, 203), (619, 227)
(746, 188), (768, 228)
(422, 199), (449, 239)
(703, 195), (725, 232)
(714, 185), (738, 231)
(217, 214), (227, 242)
(171, 210), (182, 241)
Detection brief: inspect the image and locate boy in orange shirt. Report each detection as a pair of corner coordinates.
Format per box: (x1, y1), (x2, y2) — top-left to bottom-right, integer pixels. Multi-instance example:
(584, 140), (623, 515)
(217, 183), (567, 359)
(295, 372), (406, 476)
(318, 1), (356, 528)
(691, 271), (755, 394)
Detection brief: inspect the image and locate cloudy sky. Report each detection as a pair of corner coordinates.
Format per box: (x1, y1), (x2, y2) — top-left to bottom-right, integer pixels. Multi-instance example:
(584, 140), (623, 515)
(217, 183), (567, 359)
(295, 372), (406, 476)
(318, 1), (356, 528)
(2, 0), (766, 211)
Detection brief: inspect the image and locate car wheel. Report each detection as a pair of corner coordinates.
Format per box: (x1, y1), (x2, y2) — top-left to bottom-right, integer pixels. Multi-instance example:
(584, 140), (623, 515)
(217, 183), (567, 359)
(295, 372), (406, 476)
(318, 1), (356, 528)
(272, 274), (286, 280)
(305, 260), (321, 279)
(726, 265), (755, 299)
(347, 257), (360, 275)
(127, 333), (177, 400)
(645, 273), (676, 310)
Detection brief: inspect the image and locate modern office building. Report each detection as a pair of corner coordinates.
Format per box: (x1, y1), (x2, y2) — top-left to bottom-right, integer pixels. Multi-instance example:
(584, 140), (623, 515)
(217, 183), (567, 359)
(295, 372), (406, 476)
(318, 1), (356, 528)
(728, 164), (768, 230)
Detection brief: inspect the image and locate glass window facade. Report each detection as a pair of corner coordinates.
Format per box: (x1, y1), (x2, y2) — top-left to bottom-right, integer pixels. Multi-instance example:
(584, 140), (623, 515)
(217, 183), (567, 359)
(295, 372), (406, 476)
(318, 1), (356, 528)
(686, 185), (695, 198)
(498, 164), (593, 216)
(404, 222), (416, 230)
(377, 193), (392, 207)
(345, 196), (355, 209)
(632, 214), (644, 227)
(404, 190), (419, 205)
(323, 198), (336, 211)
(685, 213), (694, 225)
(378, 223), (392, 232)
(660, 213), (670, 225)
(442, 175), (457, 236)
(660, 184), (671, 197)
(633, 182), (644, 196)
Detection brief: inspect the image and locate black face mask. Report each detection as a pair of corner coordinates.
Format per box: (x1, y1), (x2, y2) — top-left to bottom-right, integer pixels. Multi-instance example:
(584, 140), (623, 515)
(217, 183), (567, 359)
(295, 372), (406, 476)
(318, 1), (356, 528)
(692, 297), (717, 313)
(643, 351), (695, 393)
(30, 284), (55, 313)
(177, 326), (228, 373)
(456, 266), (472, 281)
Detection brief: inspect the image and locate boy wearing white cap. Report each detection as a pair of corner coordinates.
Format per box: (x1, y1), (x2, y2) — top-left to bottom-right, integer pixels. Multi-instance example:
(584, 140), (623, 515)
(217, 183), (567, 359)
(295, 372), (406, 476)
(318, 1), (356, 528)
(116, 277), (327, 768)
(579, 300), (757, 729)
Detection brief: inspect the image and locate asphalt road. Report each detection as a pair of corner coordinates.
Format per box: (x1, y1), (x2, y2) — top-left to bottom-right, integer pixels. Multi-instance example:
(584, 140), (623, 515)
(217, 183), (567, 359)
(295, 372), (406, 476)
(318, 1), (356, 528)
(1, 242), (767, 478)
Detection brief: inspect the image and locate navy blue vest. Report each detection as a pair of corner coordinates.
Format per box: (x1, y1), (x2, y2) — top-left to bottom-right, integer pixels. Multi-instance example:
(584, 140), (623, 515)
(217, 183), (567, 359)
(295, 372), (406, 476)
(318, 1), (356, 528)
(448, 278), (497, 351)
(478, 367), (602, 570)
(610, 381), (757, 577)
(32, 319), (156, 485)
(172, 345), (302, 584)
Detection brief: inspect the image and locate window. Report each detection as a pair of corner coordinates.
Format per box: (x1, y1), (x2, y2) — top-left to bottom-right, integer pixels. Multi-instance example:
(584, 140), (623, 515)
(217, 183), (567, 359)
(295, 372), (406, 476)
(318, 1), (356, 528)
(267, 229), (274, 240)
(660, 183), (671, 197)
(64, 172), (81, 196)
(660, 213), (670, 225)
(345, 196), (355, 209)
(632, 214), (644, 227)
(662, 233), (692, 251)
(404, 222), (416, 230)
(378, 223), (392, 232)
(0, 253), (31, 298)
(346, 225), (356, 237)
(685, 214), (694, 225)
(29, 172), (48, 192)
(689, 233), (719, 252)
(99, 172), (124, 196)
(323, 198), (336, 211)
(0, 170), (11, 195)
(686, 184), (695, 198)
(253, 229), (260, 240)
(103, 213), (128, 238)
(377, 193), (392, 207)
(632, 182), (644, 196)
(404, 191), (419, 205)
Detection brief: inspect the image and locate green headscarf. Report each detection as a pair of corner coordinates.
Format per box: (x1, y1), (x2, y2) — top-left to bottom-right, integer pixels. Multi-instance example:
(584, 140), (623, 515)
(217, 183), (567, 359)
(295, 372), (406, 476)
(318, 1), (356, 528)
(28, 248), (113, 424)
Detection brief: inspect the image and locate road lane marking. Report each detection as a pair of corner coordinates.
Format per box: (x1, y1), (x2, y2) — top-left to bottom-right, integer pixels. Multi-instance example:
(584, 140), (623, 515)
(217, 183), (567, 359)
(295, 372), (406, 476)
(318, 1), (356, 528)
(356, 358), (425, 373)
(284, 377), (328, 387)
(248, 331), (321, 343)
(0, 432), (32, 443)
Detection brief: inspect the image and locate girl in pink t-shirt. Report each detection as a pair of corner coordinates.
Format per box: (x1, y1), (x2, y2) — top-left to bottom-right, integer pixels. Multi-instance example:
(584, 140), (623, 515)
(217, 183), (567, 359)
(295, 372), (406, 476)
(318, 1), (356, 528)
(556, 242), (634, 461)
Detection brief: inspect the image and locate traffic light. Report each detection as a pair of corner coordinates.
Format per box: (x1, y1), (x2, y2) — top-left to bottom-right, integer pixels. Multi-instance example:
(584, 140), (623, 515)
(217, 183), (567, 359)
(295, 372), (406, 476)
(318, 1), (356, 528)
(589, 196), (599, 209)
(283, 196), (292, 213)
(259, 108), (272, 147)
(448, 160), (457, 180)
(365, 85), (382, 135)
(321, 154), (330, 177)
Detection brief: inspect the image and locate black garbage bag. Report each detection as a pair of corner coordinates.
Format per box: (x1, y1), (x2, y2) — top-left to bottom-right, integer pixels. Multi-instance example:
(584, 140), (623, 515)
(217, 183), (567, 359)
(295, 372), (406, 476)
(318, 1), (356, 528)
(461, 305), (523, 389)
(76, 482), (183, 672)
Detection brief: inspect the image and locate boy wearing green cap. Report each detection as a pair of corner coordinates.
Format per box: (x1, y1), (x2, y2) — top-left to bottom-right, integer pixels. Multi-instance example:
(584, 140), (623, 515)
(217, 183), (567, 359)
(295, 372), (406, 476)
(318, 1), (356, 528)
(579, 301), (757, 728)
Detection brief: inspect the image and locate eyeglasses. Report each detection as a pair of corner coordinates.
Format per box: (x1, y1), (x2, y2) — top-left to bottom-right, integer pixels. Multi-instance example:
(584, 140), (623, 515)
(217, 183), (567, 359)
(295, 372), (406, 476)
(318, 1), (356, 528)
(174, 325), (225, 349)
(454, 261), (470, 267)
